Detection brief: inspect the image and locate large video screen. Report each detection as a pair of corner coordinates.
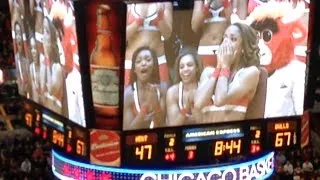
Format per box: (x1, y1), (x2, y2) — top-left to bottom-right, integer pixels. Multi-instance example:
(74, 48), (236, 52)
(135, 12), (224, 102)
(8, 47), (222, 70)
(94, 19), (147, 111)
(9, 0), (86, 127)
(123, 0), (310, 130)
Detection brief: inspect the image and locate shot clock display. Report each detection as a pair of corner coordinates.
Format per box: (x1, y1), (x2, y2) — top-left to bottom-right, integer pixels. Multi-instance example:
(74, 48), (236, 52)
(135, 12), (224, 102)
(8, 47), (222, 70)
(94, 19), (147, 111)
(212, 139), (242, 157)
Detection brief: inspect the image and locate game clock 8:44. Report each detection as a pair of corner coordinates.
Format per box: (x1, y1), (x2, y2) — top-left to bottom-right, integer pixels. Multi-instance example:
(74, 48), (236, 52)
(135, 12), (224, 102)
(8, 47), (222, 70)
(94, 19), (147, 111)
(212, 139), (242, 157)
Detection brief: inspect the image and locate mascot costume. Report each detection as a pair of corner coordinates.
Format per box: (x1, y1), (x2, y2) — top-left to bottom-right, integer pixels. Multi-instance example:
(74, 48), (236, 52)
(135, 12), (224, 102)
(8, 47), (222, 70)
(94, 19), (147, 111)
(250, 1), (307, 118)
(232, 0), (308, 118)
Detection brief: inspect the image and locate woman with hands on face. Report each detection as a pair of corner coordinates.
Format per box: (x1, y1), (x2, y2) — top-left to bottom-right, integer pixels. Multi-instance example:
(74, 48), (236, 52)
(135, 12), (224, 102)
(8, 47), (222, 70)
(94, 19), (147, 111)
(194, 23), (260, 123)
(166, 48), (202, 126)
(192, 0), (247, 68)
(123, 47), (166, 130)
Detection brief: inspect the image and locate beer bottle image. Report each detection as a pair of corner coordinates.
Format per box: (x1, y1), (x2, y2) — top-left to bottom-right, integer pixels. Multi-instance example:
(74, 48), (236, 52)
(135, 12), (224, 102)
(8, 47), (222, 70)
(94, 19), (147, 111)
(90, 4), (119, 117)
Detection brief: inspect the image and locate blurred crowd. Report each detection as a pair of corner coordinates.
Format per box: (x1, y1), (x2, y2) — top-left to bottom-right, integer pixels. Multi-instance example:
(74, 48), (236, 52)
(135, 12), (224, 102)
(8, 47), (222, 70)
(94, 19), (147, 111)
(274, 146), (320, 180)
(0, 133), (53, 180)
(0, 9), (14, 68)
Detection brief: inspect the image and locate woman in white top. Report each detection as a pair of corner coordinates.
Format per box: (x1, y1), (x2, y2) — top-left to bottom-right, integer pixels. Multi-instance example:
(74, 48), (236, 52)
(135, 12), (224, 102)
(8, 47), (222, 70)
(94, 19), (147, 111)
(28, 35), (40, 103)
(14, 22), (30, 97)
(123, 47), (166, 130)
(166, 48), (202, 126)
(42, 16), (64, 115)
(194, 23), (260, 123)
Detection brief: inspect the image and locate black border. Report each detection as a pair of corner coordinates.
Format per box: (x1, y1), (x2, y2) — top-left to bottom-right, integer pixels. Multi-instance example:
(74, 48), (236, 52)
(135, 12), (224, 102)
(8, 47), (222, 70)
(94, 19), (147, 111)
(73, 0), (95, 129)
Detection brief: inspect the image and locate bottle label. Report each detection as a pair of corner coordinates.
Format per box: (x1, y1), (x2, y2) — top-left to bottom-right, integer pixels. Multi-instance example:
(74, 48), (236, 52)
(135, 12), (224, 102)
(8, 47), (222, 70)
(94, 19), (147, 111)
(91, 65), (119, 106)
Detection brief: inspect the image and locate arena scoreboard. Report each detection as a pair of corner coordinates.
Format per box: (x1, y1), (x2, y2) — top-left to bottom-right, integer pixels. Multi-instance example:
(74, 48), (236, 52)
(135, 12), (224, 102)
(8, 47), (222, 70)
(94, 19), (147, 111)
(123, 118), (300, 167)
(23, 100), (300, 166)
(23, 101), (89, 159)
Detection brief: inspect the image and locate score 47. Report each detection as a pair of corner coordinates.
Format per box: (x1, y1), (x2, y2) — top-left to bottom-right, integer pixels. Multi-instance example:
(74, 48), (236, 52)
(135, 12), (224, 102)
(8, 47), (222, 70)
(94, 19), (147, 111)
(275, 132), (296, 147)
(135, 145), (153, 160)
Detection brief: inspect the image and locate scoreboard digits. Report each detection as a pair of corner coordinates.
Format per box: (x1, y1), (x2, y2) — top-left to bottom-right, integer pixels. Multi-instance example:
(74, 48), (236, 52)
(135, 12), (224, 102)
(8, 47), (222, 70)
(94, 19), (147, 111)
(213, 139), (242, 156)
(164, 132), (177, 162)
(76, 140), (86, 156)
(24, 102), (301, 166)
(135, 145), (152, 160)
(25, 113), (33, 127)
(267, 121), (297, 149)
(123, 119), (300, 166)
(275, 132), (292, 147)
(53, 130), (64, 147)
(126, 133), (158, 163)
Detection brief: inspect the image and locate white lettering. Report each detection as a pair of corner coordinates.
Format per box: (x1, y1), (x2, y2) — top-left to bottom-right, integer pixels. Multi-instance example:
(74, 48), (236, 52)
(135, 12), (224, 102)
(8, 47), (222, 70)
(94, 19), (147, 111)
(239, 165), (250, 180)
(91, 142), (119, 150)
(222, 168), (236, 180)
(207, 170), (222, 180)
(196, 173), (206, 180)
(249, 164), (258, 178)
(178, 173), (193, 180)
(140, 153), (274, 180)
(266, 156), (274, 174)
(140, 172), (156, 180)
(257, 159), (267, 177)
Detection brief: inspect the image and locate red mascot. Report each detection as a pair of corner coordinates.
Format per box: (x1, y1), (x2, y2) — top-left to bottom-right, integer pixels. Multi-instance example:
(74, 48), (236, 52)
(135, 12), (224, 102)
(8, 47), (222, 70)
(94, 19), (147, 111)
(248, 1), (308, 118)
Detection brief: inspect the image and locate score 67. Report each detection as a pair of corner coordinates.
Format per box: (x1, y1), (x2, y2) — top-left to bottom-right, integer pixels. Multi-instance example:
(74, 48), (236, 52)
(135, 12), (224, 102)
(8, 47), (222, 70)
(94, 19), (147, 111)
(275, 132), (292, 147)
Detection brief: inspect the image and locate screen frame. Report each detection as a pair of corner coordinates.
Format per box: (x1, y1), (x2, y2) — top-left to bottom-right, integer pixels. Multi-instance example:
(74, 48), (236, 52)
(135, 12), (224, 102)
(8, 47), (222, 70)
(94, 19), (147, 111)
(9, 0), (93, 128)
(121, 0), (314, 132)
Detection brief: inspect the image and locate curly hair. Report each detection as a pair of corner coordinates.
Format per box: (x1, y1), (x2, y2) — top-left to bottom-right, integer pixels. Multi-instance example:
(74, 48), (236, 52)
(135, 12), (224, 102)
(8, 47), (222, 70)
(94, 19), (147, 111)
(232, 23), (260, 67)
(173, 47), (202, 84)
(129, 46), (160, 85)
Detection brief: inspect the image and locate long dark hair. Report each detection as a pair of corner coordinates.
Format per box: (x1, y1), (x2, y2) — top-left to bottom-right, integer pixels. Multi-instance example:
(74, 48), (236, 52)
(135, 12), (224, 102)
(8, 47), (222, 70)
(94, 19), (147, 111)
(14, 21), (24, 54)
(173, 47), (202, 84)
(232, 23), (260, 67)
(43, 16), (60, 63)
(129, 46), (160, 85)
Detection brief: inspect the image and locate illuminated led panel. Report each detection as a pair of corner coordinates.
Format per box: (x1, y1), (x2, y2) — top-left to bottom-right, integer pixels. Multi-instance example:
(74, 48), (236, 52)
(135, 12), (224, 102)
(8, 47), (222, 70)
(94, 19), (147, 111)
(267, 120), (298, 149)
(250, 125), (263, 154)
(164, 132), (177, 162)
(125, 133), (158, 163)
(52, 150), (275, 180)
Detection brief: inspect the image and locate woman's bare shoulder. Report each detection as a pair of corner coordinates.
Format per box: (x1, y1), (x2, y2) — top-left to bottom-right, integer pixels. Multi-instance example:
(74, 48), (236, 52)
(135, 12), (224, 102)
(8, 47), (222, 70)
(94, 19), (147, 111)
(200, 66), (215, 80)
(124, 85), (134, 100)
(167, 83), (179, 97)
(242, 66), (260, 77)
(203, 67), (215, 74)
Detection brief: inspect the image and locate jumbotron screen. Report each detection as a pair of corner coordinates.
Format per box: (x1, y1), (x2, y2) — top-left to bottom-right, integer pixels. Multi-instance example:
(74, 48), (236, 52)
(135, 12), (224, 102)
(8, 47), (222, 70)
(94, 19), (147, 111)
(9, 0), (86, 127)
(123, 0), (310, 130)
